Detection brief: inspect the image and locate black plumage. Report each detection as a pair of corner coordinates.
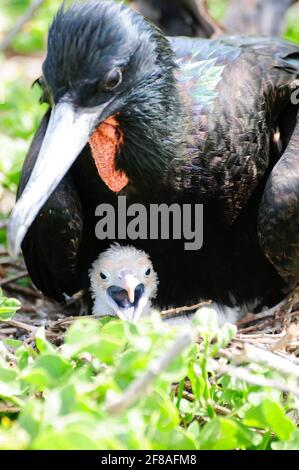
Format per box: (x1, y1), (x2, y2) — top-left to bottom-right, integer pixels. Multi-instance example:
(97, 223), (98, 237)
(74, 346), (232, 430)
(131, 0), (215, 37)
(9, 1), (299, 313)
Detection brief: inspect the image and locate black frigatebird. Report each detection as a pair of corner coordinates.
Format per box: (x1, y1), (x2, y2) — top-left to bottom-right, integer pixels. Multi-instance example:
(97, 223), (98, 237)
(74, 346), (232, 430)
(8, 0), (299, 319)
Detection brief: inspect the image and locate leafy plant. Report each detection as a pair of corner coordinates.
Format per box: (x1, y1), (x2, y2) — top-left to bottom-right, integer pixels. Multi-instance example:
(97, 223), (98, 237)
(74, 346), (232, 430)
(0, 308), (298, 450)
(0, 289), (21, 320)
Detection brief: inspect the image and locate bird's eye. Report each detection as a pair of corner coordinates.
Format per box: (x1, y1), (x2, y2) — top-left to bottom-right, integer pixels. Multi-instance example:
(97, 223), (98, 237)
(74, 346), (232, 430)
(100, 272), (107, 280)
(103, 68), (122, 91)
(145, 267), (151, 277)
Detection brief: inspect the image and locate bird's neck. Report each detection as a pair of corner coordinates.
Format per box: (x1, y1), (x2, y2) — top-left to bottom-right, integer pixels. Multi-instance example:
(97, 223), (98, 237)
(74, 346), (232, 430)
(118, 82), (185, 196)
(88, 34), (187, 197)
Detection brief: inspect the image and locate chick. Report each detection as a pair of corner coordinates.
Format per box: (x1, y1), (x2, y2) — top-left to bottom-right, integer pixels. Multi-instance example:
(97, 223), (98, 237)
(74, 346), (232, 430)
(89, 245), (158, 322)
(90, 245), (246, 326)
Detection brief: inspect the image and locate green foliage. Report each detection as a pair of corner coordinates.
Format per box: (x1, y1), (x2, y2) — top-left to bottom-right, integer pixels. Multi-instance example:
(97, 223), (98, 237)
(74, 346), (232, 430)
(208, 0), (229, 21)
(1, 1), (62, 54)
(283, 5), (299, 44)
(0, 1), (60, 197)
(0, 289), (21, 320)
(0, 307), (298, 450)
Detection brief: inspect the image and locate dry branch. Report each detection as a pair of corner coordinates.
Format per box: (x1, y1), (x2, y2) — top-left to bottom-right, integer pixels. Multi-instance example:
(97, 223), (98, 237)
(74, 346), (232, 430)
(0, 271), (28, 287)
(194, 0), (227, 37)
(236, 343), (299, 378)
(211, 359), (299, 398)
(4, 283), (43, 299)
(0, 318), (36, 334)
(161, 300), (211, 319)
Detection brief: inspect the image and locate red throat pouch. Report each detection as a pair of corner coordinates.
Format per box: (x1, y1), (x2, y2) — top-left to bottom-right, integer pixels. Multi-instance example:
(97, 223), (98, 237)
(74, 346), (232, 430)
(88, 116), (129, 192)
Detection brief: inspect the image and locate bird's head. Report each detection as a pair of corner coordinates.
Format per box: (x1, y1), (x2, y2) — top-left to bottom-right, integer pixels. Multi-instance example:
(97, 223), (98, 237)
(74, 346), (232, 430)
(8, 0), (182, 257)
(89, 244), (158, 322)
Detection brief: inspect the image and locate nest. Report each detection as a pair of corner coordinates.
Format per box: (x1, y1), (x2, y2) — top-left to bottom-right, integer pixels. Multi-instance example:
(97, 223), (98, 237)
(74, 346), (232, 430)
(1, 249), (299, 360)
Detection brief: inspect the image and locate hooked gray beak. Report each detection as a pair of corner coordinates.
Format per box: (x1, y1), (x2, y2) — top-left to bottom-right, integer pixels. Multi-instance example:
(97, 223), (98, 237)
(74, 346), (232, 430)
(8, 101), (105, 257)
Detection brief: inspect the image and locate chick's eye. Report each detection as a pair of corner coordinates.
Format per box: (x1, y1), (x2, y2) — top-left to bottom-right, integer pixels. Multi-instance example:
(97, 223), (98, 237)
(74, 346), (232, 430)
(103, 68), (122, 91)
(100, 272), (107, 280)
(145, 268), (151, 276)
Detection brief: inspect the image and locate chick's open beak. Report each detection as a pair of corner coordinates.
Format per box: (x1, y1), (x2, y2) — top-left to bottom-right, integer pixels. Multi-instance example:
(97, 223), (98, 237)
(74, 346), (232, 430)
(107, 274), (147, 322)
(122, 274), (140, 303)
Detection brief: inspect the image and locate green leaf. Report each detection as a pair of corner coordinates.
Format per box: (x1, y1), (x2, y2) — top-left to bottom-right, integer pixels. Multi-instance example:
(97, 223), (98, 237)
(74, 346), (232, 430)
(243, 399), (296, 441)
(3, 338), (22, 349)
(152, 428), (197, 450)
(21, 368), (50, 390)
(0, 293), (21, 320)
(16, 347), (30, 370)
(199, 418), (261, 450)
(32, 429), (101, 450)
(22, 354), (72, 389)
(18, 401), (42, 440)
(64, 318), (125, 364)
(211, 322), (237, 352)
(35, 327), (55, 354)
(188, 361), (206, 401)
(0, 366), (21, 398)
(187, 420), (201, 442)
(193, 307), (219, 335)
(272, 429), (299, 450)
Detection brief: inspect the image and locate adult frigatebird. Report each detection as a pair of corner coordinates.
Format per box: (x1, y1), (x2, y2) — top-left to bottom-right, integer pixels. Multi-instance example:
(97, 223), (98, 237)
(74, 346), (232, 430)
(8, 0), (299, 318)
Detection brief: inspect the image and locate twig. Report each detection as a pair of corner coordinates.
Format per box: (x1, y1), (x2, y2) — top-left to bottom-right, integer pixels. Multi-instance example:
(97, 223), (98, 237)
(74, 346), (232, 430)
(50, 315), (96, 329)
(0, 328), (17, 335)
(0, 0), (47, 52)
(0, 259), (26, 270)
(237, 332), (285, 340)
(238, 319), (275, 334)
(195, 0), (227, 37)
(0, 221), (7, 231)
(176, 388), (231, 415)
(210, 359), (299, 398)
(236, 300), (288, 327)
(19, 304), (37, 314)
(0, 257), (15, 265)
(106, 329), (195, 415)
(4, 282), (41, 299)
(0, 405), (20, 414)
(220, 343), (299, 379)
(51, 301), (211, 327)
(237, 311), (275, 327)
(161, 300), (211, 319)
(214, 404), (231, 415)
(0, 271), (28, 287)
(0, 341), (18, 363)
(0, 319), (36, 334)
(289, 310), (299, 320)
(268, 325), (298, 352)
